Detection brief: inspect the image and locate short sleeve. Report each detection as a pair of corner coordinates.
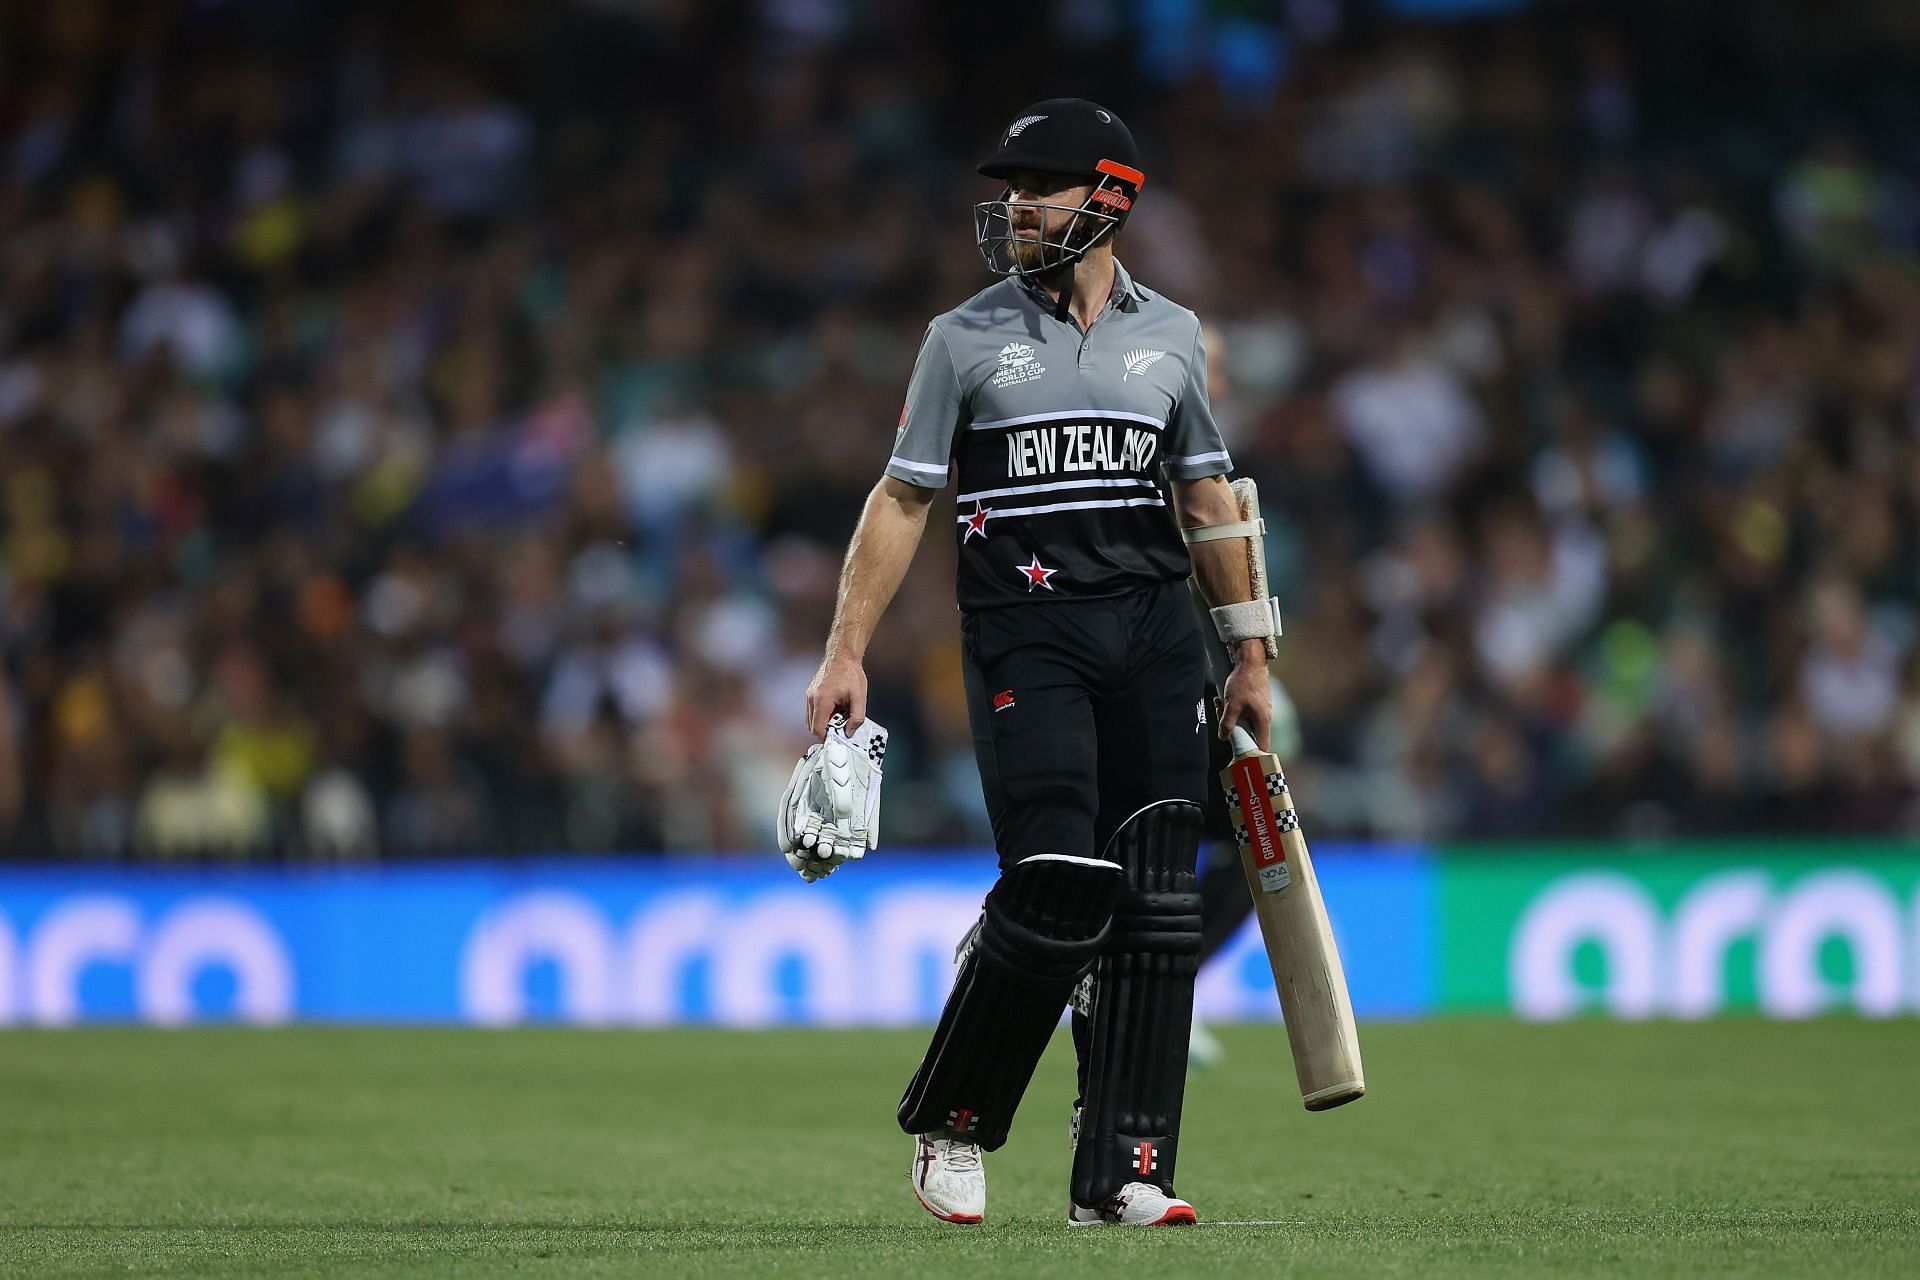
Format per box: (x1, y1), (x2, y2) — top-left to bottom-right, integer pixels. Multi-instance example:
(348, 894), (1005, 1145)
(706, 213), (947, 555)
(1163, 322), (1231, 480)
(884, 323), (966, 488)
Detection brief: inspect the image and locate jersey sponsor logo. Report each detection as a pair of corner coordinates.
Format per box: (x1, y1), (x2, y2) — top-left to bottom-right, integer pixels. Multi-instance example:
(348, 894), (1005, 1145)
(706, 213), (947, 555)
(992, 342), (1046, 389)
(1016, 554), (1060, 592)
(1005, 114), (1047, 140)
(1122, 348), (1168, 379)
(1006, 422), (1157, 477)
(896, 403), (910, 444)
(992, 689), (1016, 712)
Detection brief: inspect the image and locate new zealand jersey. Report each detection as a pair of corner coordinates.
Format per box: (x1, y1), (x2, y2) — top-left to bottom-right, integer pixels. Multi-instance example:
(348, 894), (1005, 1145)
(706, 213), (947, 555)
(885, 260), (1231, 610)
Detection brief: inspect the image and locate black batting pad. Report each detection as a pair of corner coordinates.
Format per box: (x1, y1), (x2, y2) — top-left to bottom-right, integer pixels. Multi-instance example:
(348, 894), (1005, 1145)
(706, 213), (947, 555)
(897, 854), (1122, 1151)
(1071, 799), (1204, 1208)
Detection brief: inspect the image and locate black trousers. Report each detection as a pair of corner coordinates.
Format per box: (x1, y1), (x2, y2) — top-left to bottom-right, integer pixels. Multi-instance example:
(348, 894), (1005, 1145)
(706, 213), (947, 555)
(960, 579), (1210, 868)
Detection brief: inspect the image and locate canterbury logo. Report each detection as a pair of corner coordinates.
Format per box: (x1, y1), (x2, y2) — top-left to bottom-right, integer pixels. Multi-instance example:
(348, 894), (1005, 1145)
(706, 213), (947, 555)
(1123, 349), (1168, 379)
(1005, 114), (1047, 140)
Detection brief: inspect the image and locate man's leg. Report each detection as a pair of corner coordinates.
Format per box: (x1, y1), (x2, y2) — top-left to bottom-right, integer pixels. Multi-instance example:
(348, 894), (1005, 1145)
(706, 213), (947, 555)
(898, 853), (1120, 1146)
(1069, 799), (1203, 1219)
(1070, 581), (1210, 1220)
(956, 607), (1104, 874)
(899, 605), (1108, 1210)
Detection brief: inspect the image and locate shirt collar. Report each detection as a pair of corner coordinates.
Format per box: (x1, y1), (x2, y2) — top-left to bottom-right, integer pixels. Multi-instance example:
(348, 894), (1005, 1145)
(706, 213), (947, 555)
(1014, 257), (1146, 316)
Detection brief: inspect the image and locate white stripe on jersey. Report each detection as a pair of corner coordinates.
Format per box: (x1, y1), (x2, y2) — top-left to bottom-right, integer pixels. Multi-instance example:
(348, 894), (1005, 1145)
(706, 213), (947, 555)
(1166, 450), (1231, 467)
(955, 477), (1158, 502)
(953, 496), (1167, 523)
(888, 456), (950, 477)
(969, 408), (1167, 431)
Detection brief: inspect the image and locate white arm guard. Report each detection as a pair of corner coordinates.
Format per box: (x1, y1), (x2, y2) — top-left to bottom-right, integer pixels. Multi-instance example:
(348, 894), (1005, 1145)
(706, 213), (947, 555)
(776, 714), (888, 883)
(1181, 476), (1283, 660)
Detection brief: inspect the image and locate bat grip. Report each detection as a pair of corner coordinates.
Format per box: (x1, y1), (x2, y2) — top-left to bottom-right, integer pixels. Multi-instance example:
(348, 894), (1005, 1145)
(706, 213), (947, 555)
(1229, 726), (1262, 759)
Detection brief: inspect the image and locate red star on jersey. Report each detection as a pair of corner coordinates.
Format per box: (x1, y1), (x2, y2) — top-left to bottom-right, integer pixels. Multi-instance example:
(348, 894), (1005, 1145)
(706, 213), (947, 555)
(963, 503), (991, 542)
(1016, 554), (1060, 592)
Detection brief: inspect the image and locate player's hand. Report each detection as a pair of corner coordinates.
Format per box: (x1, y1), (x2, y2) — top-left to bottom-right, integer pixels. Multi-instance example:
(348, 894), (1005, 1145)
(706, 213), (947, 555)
(1217, 642), (1272, 749)
(805, 651), (868, 738)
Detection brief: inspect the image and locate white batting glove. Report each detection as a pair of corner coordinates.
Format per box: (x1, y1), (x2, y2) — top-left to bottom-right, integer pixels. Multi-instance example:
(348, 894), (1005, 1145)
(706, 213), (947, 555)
(776, 714), (888, 883)
(777, 747), (846, 882)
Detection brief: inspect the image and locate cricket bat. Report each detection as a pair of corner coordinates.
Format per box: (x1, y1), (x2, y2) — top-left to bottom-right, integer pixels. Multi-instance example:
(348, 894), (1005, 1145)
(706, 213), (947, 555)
(1221, 725), (1365, 1111)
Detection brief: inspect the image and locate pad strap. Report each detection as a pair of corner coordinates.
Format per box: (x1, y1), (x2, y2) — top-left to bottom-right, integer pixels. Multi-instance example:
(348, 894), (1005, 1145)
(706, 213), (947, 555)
(1210, 596), (1284, 644)
(1179, 518), (1262, 544)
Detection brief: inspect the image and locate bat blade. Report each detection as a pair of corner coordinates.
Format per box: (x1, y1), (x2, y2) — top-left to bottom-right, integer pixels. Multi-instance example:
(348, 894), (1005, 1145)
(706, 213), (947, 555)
(1222, 729), (1365, 1111)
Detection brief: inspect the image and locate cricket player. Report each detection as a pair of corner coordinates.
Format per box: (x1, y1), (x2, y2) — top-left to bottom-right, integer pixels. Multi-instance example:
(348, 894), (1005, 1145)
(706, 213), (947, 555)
(800, 99), (1279, 1226)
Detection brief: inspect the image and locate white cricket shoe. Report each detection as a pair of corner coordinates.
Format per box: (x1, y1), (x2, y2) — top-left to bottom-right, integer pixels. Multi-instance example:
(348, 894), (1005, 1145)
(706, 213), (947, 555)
(909, 1133), (984, 1224)
(1068, 1182), (1198, 1227)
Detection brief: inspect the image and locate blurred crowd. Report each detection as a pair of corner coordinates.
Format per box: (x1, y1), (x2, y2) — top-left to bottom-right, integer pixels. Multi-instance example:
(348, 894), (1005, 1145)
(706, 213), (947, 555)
(5, 0), (1920, 860)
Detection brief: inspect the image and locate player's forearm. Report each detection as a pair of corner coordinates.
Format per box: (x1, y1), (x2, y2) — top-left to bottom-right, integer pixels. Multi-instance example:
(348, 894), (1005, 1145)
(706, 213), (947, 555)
(1191, 542), (1267, 670)
(1173, 476), (1266, 669)
(824, 478), (934, 661)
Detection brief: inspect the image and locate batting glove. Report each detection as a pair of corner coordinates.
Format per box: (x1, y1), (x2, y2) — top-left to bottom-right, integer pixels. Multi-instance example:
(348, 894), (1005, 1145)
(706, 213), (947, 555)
(777, 714), (888, 883)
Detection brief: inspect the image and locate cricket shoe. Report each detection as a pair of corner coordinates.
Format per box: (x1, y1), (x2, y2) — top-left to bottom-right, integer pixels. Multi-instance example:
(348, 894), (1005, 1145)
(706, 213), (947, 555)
(909, 1133), (984, 1224)
(1068, 1183), (1198, 1227)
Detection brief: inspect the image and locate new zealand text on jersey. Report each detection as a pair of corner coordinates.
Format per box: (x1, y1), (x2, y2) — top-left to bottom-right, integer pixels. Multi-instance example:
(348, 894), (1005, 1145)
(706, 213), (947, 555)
(1006, 423), (1159, 477)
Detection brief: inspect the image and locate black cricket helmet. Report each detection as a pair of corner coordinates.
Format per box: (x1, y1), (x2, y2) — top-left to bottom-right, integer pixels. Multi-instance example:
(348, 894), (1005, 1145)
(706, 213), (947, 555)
(974, 98), (1145, 279)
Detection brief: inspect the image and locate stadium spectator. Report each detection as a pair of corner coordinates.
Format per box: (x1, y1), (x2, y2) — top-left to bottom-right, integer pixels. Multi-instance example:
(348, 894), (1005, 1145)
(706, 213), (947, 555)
(1, 0), (1918, 858)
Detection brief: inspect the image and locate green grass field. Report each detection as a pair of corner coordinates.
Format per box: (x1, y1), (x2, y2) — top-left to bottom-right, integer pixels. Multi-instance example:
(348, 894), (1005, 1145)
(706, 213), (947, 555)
(2, 1021), (1917, 1278)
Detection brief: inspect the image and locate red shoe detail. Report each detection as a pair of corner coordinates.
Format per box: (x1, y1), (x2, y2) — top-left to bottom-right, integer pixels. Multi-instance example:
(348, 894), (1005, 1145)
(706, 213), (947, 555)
(1150, 1204), (1198, 1226)
(910, 1180), (982, 1224)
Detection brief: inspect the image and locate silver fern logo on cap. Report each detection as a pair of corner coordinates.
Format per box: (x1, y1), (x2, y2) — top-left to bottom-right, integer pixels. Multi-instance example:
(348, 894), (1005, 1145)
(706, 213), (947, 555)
(1123, 349), (1169, 379)
(1005, 114), (1048, 141)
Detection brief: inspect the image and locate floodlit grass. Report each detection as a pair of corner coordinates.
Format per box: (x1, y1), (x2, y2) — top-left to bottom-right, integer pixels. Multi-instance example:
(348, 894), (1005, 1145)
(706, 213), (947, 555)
(2, 1020), (1917, 1277)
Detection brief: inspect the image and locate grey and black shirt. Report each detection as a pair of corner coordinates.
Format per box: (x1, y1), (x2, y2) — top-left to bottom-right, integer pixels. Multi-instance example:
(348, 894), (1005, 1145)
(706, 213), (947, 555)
(886, 260), (1231, 610)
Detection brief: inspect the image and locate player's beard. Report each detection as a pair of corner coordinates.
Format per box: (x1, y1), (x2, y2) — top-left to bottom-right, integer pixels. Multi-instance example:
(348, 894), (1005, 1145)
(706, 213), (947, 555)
(1006, 203), (1077, 273)
(1004, 204), (1114, 274)
(1006, 221), (1051, 272)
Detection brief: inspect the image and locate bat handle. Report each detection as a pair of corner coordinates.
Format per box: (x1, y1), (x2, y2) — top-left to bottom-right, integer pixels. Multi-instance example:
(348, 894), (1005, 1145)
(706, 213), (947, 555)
(1228, 726), (1262, 759)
